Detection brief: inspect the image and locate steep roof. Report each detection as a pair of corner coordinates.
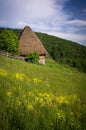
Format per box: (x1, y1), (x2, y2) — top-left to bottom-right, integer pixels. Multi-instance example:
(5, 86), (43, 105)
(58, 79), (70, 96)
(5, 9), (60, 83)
(19, 26), (48, 55)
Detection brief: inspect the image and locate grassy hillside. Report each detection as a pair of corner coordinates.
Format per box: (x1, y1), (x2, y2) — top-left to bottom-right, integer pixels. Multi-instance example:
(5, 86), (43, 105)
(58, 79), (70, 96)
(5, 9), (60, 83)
(0, 56), (86, 130)
(0, 28), (86, 73)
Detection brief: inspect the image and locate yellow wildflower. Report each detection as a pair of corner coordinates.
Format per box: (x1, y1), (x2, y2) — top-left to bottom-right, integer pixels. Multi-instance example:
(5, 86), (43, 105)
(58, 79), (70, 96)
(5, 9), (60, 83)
(38, 93), (52, 104)
(24, 99), (27, 104)
(57, 110), (66, 122)
(7, 92), (12, 97)
(39, 92), (50, 98)
(56, 96), (65, 104)
(55, 95), (80, 105)
(70, 112), (74, 116)
(44, 93), (50, 98)
(39, 93), (43, 97)
(27, 104), (34, 111)
(68, 94), (81, 105)
(13, 87), (16, 91)
(28, 92), (34, 97)
(33, 78), (38, 83)
(50, 123), (54, 127)
(22, 95), (26, 100)
(40, 102), (45, 107)
(14, 73), (25, 80)
(35, 96), (39, 102)
(0, 68), (7, 77)
(33, 77), (42, 84)
(39, 98), (44, 103)
(16, 99), (21, 106)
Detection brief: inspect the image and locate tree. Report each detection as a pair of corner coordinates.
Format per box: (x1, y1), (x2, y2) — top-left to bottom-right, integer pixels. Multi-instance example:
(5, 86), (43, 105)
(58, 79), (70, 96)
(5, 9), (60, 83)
(0, 29), (19, 54)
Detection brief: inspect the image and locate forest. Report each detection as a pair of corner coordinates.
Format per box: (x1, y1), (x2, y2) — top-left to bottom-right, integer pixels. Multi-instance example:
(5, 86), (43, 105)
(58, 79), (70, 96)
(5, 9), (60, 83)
(36, 32), (86, 72)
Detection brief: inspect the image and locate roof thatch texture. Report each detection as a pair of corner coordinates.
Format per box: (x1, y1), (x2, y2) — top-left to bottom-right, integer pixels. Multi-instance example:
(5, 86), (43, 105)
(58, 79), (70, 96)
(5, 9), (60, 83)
(19, 26), (48, 55)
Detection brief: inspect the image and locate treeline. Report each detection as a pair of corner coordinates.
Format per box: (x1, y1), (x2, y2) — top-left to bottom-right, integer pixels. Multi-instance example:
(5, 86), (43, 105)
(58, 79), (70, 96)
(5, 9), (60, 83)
(36, 32), (86, 73)
(0, 28), (86, 72)
(0, 28), (19, 54)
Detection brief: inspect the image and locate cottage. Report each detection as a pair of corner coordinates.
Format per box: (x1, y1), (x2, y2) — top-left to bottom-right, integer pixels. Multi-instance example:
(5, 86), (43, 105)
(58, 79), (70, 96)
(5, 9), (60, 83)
(19, 26), (48, 64)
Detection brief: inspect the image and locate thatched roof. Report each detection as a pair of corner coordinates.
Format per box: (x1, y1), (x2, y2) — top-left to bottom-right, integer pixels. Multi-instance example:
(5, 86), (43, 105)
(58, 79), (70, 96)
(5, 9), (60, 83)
(19, 26), (48, 55)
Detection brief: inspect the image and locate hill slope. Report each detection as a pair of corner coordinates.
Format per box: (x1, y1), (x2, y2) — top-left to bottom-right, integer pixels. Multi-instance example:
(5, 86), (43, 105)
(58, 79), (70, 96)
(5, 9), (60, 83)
(0, 56), (86, 101)
(0, 28), (86, 73)
(36, 32), (86, 73)
(0, 56), (86, 129)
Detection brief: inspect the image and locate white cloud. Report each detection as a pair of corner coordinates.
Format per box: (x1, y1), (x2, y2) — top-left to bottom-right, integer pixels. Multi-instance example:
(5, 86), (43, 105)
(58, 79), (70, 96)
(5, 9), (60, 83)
(0, 20), (6, 25)
(48, 31), (86, 45)
(1, 0), (69, 23)
(17, 21), (28, 28)
(66, 20), (86, 26)
(7, 0), (56, 20)
(15, 0), (69, 33)
(0, 0), (86, 46)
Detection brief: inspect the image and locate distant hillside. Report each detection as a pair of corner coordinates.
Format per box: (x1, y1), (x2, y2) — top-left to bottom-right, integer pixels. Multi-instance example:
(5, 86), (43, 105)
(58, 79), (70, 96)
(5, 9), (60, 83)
(36, 32), (86, 72)
(0, 28), (86, 72)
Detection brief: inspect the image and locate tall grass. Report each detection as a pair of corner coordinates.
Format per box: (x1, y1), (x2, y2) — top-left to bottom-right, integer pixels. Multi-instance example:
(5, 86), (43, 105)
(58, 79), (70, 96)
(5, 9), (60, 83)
(0, 56), (86, 130)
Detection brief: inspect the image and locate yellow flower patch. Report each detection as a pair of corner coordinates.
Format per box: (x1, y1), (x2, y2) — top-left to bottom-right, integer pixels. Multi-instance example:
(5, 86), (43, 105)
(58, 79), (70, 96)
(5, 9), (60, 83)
(0, 68), (7, 77)
(55, 95), (81, 105)
(13, 73), (25, 80)
(57, 110), (66, 122)
(7, 91), (12, 97)
(27, 104), (34, 111)
(33, 77), (42, 84)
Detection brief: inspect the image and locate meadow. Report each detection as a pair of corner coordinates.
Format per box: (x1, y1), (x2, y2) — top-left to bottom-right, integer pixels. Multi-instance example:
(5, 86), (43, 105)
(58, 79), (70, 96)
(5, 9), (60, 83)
(0, 56), (86, 130)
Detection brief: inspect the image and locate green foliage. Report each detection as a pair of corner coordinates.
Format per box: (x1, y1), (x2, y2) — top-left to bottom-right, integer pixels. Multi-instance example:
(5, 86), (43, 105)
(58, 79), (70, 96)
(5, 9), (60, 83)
(0, 27), (86, 72)
(12, 29), (22, 37)
(0, 57), (86, 130)
(36, 32), (86, 73)
(25, 52), (39, 63)
(0, 29), (19, 54)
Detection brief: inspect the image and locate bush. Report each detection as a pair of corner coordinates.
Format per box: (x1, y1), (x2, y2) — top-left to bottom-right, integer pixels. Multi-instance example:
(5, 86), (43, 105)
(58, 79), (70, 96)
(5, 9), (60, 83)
(0, 29), (19, 54)
(25, 53), (39, 63)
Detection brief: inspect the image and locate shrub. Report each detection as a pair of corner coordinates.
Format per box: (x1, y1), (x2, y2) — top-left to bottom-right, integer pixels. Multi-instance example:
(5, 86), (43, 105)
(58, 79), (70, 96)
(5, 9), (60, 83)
(0, 29), (19, 54)
(25, 53), (39, 63)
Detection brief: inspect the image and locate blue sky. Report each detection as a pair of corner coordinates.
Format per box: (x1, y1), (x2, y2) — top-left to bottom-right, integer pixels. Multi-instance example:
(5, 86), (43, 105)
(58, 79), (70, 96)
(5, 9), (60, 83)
(0, 0), (86, 46)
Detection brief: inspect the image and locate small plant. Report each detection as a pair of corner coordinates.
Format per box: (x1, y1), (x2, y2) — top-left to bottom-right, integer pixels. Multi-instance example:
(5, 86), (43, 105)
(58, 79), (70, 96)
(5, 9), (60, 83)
(25, 52), (39, 63)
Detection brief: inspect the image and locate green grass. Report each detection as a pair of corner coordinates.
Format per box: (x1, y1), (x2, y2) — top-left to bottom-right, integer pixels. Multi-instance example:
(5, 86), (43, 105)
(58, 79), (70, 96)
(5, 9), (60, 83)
(0, 56), (86, 130)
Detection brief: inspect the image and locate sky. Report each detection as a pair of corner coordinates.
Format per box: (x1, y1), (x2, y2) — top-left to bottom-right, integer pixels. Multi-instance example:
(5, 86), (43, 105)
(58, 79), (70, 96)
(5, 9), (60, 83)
(0, 0), (86, 46)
